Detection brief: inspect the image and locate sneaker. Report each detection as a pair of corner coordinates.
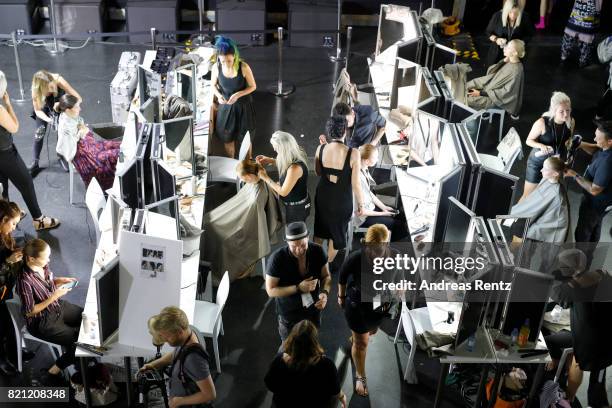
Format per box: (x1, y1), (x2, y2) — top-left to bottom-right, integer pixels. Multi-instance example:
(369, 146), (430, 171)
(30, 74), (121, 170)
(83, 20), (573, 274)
(28, 161), (41, 177)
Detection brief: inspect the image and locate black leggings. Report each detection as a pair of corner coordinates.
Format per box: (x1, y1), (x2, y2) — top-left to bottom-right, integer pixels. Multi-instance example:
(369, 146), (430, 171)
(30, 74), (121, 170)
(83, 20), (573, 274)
(32, 117), (49, 163)
(0, 145), (42, 219)
(28, 300), (82, 370)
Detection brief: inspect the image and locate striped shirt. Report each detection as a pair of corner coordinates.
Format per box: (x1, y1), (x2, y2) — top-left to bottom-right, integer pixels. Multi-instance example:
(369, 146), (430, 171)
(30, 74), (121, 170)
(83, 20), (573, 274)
(16, 264), (61, 326)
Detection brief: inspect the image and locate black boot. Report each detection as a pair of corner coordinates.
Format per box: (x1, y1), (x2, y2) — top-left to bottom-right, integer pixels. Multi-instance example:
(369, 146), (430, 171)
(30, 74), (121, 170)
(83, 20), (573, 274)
(28, 161), (41, 177)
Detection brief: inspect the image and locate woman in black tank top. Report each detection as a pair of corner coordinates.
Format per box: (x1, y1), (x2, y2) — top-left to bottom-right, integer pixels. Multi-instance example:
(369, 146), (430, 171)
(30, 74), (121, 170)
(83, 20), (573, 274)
(522, 92), (574, 200)
(211, 36), (257, 159)
(0, 71), (60, 231)
(257, 131), (310, 223)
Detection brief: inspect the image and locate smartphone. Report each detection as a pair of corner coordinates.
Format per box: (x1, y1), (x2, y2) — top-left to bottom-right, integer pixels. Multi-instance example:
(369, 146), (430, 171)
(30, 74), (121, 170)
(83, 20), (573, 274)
(60, 280), (78, 290)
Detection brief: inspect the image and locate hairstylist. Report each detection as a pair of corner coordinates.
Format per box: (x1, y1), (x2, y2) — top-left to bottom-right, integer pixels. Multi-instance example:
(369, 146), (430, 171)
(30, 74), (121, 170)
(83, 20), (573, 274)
(257, 131), (310, 224)
(29, 70), (81, 176)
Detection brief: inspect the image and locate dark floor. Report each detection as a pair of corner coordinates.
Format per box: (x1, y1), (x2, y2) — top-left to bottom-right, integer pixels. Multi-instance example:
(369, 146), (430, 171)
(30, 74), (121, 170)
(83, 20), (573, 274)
(0, 24), (611, 408)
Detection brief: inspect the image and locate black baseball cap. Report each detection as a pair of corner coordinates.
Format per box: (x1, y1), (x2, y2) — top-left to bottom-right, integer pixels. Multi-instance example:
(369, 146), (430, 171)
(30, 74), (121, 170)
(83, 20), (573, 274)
(285, 222), (308, 241)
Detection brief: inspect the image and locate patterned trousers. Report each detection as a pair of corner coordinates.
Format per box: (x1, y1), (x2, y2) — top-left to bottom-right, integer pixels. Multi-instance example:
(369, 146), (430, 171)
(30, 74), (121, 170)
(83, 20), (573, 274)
(560, 32), (594, 66)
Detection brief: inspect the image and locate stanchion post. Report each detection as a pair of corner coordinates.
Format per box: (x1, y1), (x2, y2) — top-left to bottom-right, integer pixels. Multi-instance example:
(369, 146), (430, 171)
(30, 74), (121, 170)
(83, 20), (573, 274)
(345, 26), (352, 70)
(267, 27), (295, 97)
(150, 28), (157, 50)
(329, 0), (345, 63)
(11, 31), (29, 103)
(193, 0), (206, 46)
(46, 0), (66, 54)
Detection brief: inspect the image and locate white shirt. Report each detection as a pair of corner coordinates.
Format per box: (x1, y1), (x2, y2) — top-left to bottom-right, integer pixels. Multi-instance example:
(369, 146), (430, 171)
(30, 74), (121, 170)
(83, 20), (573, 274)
(57, 112), (84, 162)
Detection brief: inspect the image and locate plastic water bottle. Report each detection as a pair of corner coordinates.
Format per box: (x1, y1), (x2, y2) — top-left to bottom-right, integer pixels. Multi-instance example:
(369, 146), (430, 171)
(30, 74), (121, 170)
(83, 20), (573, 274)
(511, 328), (519, 345)
(551, 305), (563, 323)
(518, 319), (531, 347)
(467, 334), (476, 352)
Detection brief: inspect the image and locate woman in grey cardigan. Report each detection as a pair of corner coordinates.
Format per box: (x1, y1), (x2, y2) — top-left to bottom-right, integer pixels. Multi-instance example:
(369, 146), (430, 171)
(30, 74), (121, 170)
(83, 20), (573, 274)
(510, 156), (570, 244)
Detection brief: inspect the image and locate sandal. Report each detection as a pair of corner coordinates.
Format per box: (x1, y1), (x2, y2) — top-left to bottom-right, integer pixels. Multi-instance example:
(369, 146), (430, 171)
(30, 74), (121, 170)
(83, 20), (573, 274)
(355, 376), (368, 397)
(33, 216), (60, 231)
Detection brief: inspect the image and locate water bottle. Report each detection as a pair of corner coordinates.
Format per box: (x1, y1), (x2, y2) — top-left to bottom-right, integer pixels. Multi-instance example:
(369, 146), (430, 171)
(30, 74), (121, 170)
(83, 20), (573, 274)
(551, 305), (563, 323)
(467, 334), (476, 352)
(511, 328), (519, 345)
(518, 319), (531, 347)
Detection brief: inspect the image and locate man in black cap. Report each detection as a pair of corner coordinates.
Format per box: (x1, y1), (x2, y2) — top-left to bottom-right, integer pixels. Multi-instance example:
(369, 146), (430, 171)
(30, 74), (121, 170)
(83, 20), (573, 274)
(265, 222), (332, 343)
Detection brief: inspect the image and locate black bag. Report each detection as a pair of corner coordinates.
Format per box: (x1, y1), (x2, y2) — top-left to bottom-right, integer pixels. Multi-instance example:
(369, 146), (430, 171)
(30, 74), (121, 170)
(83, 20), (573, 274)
(0, 262), (18, 302)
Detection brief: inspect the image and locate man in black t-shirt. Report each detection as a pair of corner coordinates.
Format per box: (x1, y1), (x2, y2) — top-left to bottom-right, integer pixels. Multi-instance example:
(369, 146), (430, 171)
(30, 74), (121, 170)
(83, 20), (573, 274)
(265, 222), (332, 343)
(566, 121), (612, 243)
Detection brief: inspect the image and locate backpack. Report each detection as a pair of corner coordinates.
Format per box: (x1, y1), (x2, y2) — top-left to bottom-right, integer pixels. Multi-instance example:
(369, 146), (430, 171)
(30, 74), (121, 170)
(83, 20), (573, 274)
(168, 342), (214, 408)
(0, 261), (19, 302)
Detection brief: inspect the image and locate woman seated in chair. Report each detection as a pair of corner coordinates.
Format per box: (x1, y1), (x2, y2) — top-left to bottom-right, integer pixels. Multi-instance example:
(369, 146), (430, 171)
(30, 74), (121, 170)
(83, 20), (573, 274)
(16, 238), (82, 377)
(203, 160), (283, 282)
(354, 144), (408, 241)
(56, 94), (121, 191)
(509, 156), (570, 244)
(466, 39), (525, 119)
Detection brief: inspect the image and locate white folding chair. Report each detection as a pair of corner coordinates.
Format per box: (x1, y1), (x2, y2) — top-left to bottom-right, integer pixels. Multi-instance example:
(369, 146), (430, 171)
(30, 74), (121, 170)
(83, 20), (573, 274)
(85, 178), (106, 245)
(207, 132), (251, 192)
(193, 271), (230, 373)
(5, 298), (64, 373)
(478, 127), (523, 174)
(393, 302), (433, 384)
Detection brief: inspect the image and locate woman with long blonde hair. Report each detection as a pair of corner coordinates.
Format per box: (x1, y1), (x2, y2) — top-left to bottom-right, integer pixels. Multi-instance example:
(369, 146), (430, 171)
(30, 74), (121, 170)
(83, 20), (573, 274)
(485, 0), (534, 66)
(521, 91), (575, 200)
(29, 70), (81, 176)
(256, 131), (310, 223)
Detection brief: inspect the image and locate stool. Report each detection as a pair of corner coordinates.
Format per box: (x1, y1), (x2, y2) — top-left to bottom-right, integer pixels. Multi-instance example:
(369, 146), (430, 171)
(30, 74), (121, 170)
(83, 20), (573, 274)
(126, 0), (178, 44)
(0, 0), (40, 34)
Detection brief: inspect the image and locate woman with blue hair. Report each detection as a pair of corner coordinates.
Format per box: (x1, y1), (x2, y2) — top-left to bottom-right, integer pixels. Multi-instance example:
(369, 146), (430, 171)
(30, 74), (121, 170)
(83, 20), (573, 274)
(211, 36), (256, 158)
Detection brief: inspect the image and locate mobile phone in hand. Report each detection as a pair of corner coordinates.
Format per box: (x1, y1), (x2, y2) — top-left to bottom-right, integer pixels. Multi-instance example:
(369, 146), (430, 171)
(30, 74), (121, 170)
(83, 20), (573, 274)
(60, 280), (78, 290)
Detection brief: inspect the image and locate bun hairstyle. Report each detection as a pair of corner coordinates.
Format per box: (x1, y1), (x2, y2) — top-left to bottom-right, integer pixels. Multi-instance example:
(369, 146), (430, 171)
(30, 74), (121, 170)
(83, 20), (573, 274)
(214, 36), (241, 72)
(0, 200), (20, 251)
(359, 144), (378, 161)
(58, 94), (79, 113)
(325, 116), (347, 141)
(236, 159), (262, 177)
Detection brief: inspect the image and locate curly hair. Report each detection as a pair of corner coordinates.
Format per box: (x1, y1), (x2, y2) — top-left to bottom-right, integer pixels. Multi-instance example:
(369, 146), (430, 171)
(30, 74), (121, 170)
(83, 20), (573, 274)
(325, 116), (347, 141)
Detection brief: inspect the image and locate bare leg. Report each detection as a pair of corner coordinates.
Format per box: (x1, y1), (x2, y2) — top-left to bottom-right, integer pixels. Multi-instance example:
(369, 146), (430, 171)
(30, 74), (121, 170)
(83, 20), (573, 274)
(48, 364), (61, 375)
(352, 331), (370, 396)
(566, 356), (584, 402)
(540, 0), (548, 18)
(224, 141), (236, 159)
(518, 181), (538, 202)
(328, 240), (338, 264)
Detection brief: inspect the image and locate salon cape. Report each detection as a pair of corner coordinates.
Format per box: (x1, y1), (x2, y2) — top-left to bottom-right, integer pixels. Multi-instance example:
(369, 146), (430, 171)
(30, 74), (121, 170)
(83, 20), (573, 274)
(202, 180), (283, 283)
(466, 60), (524, 116)
(57, 112), (85, 162)
(510, 179), (569, 243)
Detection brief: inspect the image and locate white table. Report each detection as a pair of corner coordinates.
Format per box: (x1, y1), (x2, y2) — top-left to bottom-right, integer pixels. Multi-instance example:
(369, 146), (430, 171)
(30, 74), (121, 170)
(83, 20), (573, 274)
(76, 57), (213, 408)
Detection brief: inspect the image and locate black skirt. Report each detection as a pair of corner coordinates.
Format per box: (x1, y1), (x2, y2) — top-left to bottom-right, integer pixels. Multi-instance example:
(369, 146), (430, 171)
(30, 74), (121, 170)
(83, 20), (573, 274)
(344, 301), (385, 334)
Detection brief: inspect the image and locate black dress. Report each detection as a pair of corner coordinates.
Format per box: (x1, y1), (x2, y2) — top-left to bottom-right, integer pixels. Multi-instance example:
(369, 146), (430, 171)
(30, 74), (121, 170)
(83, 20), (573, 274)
(525, 117), (571, 183)
(339, 250), (385, 334)
(214, 61), (255, 144)
(264, 353), (341, 408)
(314, 143), (354, 250)
(485, 10), (534, 66)
(280, 161), (310, 224)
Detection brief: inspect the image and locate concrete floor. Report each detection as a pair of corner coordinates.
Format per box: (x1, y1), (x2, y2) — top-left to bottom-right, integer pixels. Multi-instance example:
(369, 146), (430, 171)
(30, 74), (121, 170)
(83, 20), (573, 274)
(0, 24), (611, 408)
